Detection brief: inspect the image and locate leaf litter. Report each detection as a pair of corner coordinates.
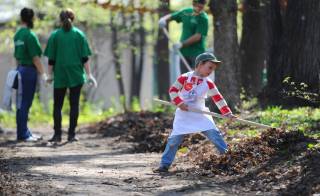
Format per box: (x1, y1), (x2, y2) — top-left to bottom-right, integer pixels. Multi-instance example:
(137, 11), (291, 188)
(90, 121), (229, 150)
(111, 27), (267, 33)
(1, 111), (319, 195)
(88, 111), (320, 195)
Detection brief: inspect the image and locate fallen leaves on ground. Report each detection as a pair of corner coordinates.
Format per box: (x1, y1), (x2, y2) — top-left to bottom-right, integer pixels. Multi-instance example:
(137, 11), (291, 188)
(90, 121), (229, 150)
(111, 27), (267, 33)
(89, 111), (320, 195)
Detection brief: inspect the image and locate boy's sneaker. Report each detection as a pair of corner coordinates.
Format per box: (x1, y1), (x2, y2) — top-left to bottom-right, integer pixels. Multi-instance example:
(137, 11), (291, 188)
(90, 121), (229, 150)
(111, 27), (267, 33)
(153, 166), (169, 173)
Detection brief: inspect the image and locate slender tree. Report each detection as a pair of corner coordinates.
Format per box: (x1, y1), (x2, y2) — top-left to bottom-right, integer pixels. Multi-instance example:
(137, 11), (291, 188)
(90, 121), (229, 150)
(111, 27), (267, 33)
(155, 0), (170, 100)
(111, 12), (127, 111)
(129, 0), (145, 103)
(129, 6), (138, 102)
(137, 11), (145, 98)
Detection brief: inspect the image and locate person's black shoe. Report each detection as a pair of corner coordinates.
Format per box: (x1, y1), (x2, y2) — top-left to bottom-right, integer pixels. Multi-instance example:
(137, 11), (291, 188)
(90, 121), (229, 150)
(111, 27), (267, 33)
(48, 134), (61, 142)
(153, 166), (169, 173)
(67, 135), (78, 142)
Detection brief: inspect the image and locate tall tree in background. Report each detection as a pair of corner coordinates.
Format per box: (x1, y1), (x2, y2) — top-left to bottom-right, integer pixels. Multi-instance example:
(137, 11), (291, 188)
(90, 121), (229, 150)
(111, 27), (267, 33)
(209, 0), (240, 108)
(111, 12), (127, 111)
(137, 11), (145, 99)
(129, 0), (145, 103)
(264, 0), (320, 106)
(129, 8), (138, 103)
(260, 0), (283, 105)
(155, 0), (170, 100)
(240, 0), (268, 97)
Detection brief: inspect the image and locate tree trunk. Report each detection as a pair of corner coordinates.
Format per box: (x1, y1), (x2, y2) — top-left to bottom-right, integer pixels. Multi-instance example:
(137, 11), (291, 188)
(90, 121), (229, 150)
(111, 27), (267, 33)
(240, 0), (268, 97)
(110, 13), (127, 111)
(129, 11), (138, 103)
(155, 0), (170, 100)
(129, 11), (145, 103)
(137, 12), (145, 99)
(209, 0), (240, 109)
(280, 0), (320, 105)
(264, 0), (320, 106)
(260, 0), (283, 105)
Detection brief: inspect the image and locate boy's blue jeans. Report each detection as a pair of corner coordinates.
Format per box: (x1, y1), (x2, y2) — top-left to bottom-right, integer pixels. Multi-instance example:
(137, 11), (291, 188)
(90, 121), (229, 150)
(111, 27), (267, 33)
(16, 66), (37, 140)
(160, 128), (228, 168)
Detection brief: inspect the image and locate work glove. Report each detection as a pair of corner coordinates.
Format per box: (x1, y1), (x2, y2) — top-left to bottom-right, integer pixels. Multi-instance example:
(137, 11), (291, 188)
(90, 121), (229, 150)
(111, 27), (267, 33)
(173, 42), (183, 52)
(158, 17), (167, 29)
(41, 73), (48, 82)
(40, 73), (50, 87)
(46, 73), (53, 84)
(86, 73), (98, 88)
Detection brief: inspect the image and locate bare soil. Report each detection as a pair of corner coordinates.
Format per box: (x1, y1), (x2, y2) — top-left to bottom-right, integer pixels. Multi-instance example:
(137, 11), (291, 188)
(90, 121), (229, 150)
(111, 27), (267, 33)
(0, 111), (319, 196)
(0, 125), (234, 196)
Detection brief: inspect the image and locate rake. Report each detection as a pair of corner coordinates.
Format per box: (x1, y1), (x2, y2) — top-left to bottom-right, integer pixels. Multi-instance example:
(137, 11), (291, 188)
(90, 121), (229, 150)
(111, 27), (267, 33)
(154, 98), (274, 129)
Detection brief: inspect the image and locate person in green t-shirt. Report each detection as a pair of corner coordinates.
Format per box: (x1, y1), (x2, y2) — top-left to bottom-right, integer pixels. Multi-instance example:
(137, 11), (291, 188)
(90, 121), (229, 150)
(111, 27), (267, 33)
(158, 0), (209, 73)
(44, 9), (97, 142)
(14, 7), (48, 142)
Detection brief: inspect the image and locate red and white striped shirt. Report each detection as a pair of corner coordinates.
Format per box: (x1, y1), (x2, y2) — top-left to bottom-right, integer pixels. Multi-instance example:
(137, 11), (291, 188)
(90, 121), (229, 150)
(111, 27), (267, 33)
(168, 73), (232, 115)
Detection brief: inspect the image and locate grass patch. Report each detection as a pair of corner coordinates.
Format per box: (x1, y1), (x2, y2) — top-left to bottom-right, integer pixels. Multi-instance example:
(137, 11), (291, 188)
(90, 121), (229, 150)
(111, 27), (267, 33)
(258, 106), (319, 133)
(0, 94), (117, 128)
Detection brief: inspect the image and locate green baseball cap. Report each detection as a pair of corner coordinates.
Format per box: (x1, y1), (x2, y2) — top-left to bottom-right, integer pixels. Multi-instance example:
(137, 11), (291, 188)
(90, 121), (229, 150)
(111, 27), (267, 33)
(195, 52), (221, 66)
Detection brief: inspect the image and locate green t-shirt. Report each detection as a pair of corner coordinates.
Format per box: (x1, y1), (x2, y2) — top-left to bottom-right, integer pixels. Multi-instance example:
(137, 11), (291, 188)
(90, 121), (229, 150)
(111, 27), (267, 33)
(171, 7), (209, 58)
(44, 27), (92, 88)
(14, 27), (42, 65)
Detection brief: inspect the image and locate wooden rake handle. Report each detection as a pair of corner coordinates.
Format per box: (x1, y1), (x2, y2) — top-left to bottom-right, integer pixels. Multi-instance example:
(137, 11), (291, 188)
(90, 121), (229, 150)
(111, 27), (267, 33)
(153, 98), (274, 129)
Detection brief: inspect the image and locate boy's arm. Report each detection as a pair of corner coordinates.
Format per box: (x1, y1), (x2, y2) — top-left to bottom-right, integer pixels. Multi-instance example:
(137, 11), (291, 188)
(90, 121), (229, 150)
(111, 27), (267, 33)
(169, 75), (187, 106)
(207, 80), (232, 115)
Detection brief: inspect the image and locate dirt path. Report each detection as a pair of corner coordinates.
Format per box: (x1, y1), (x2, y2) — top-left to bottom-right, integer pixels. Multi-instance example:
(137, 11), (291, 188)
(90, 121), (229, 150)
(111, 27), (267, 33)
(0, 126), (236, 196)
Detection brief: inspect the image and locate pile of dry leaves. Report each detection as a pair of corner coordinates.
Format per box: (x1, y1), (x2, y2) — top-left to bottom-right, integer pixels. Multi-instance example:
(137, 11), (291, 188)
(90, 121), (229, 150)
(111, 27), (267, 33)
(187, 128), (320, 195)
(88, 111), (173, 152)
(88, 111), (213, 152)
(89, 111), (319, 195)
(190, 129), (312, 175)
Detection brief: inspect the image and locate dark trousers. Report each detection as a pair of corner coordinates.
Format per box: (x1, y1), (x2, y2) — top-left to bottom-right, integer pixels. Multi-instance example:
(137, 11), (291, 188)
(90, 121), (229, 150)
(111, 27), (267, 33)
(180, 56), (196, 74)
(53, 85), (82, 137)
(16, 66), (37, 140)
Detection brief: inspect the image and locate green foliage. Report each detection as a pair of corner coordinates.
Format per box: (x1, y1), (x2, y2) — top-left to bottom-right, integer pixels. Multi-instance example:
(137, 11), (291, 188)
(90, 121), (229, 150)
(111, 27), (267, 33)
(307, 143), (320, 150)
(0, 110), (15, 128)
(178, 146), (189, 154)
(131, 97), (141, 112)
(241, 98), (258, 111)
(0, 0), (160, 51)
(227, 129), (260, 137)
(151, 98), (175, 113)
(282, 77), (319, 103)
(239, 88), (258, 110)
(119, 95), (126, 111)
(221, 96), (320, 139)
(257, 106), (320, 139)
